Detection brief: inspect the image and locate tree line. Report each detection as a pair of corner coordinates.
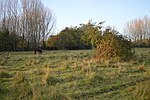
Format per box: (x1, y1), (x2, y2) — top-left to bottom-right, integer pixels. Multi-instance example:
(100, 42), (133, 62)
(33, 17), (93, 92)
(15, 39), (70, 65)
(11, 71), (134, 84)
(46, 16), (150, 50)
(0, 0), (55, 51)
(124, 16), (150, 47)
(46, 21), (134, 62)
(46, 21), (104, 50)
(0, 1), (150, 51)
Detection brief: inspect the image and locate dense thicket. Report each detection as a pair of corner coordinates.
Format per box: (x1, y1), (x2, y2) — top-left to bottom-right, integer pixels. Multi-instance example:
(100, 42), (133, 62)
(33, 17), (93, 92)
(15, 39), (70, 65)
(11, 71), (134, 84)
(0, 28), (22, 51)
(0, 0), (55, 51)
(46, 21), (102, 50)
(46, 21), (134, 62)
(95, 28), (134, 62)
(47, 27), (89, 50)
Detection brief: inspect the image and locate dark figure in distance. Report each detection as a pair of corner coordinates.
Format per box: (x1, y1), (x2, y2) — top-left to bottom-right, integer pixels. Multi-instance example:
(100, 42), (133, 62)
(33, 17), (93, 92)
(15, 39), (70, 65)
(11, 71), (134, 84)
(34, 48), (42, 54)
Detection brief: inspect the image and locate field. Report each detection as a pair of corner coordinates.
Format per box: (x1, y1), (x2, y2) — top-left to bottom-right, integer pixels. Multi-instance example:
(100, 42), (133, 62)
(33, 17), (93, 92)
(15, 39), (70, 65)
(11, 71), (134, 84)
(0, 48), (150, 100)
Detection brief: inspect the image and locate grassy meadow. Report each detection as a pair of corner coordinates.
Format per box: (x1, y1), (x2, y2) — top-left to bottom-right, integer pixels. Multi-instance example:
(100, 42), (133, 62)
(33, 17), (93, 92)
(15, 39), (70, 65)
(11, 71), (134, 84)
(0, 48), (150, 100)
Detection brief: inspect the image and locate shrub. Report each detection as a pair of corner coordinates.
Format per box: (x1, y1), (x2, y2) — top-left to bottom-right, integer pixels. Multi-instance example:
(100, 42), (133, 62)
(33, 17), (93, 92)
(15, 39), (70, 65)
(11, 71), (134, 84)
(95, 29), (134, 62)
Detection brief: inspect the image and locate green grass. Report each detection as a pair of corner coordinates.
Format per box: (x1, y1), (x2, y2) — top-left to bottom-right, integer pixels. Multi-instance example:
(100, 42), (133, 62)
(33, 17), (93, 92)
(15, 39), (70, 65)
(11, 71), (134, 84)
(0, 48), (150, 100)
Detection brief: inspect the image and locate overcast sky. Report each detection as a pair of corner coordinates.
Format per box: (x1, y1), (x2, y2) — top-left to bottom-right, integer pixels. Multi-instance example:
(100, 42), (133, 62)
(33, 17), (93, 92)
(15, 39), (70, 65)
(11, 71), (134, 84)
(42, 0), (150, 34)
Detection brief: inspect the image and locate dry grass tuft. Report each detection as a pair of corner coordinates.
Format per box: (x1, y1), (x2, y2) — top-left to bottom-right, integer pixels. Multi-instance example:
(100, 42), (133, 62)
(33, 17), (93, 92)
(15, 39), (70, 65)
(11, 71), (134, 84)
(41, 67), (51, 85)
(13, 72), (27, 85)
(47, 86), (71, 100)
(41, 67), (61, 85)
(105, 70), (120, 80)
(134, 63), (146, 72)
(84, 70), (103, 85)
(0, 59), (7, 66)
(0, 69), (12, 78)
(12, 72), (33, 99)
(26, 59), (41, 66)
(133, 80), (150, 100)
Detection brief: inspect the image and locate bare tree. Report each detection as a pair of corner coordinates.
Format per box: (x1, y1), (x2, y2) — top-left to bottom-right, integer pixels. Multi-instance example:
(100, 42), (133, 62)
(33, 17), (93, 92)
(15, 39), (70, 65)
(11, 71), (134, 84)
(20, 0), (55, 49)
(0, 0), (56, 50)
(124, 16), (150, 46)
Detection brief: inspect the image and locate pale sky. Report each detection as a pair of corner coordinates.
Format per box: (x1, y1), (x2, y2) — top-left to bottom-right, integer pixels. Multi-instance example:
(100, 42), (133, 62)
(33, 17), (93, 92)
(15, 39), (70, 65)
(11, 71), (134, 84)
(42, 0), (150, 34)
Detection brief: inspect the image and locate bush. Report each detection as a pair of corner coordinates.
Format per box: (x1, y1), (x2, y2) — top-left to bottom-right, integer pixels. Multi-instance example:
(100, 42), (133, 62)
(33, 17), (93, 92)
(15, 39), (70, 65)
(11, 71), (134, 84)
(95, 29), (135, 62)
